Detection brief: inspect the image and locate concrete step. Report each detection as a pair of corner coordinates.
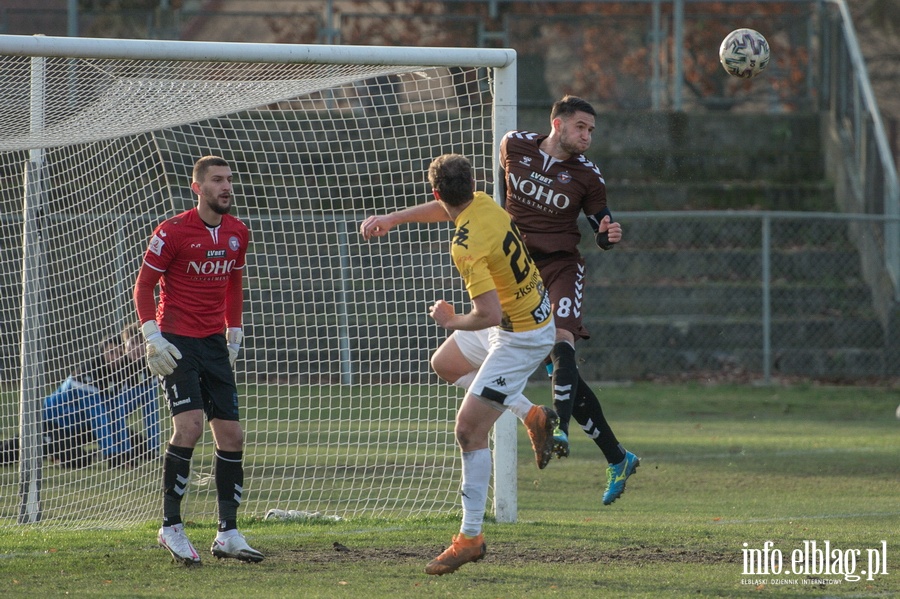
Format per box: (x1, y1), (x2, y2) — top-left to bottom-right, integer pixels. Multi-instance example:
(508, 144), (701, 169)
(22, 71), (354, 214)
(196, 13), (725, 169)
(584, 248), (864, 284)
(579, 217), (853, 249)
(575, 314), (889, 382)
(575, 345), (890, 382)
(517, 110), (827, 182)
(582, 284), (874, 318)
(607, 181), (836, 212)
(582, 315), (884, 349)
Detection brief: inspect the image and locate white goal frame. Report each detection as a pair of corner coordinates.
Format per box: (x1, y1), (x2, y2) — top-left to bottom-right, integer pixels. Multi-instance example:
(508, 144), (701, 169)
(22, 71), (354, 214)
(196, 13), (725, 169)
(0, 34), (520, 526)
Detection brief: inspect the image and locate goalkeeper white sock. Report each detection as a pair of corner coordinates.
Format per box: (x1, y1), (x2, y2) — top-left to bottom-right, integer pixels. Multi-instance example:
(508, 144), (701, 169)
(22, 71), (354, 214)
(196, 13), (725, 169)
(504, 393), (533, 422)
(459, 448), (491, 537)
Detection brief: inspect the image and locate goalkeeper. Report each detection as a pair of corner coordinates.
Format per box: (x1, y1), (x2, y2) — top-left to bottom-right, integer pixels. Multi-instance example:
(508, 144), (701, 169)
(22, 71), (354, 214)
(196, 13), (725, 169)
(498, 95), (639, 505)
(361, 153), (558, 576)
(133, 155), (262, 566)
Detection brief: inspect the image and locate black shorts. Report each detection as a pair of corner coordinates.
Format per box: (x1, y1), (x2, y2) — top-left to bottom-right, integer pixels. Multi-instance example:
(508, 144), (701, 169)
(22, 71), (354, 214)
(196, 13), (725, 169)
(535, 253), (591, 342)
(161, 333), (240, 422)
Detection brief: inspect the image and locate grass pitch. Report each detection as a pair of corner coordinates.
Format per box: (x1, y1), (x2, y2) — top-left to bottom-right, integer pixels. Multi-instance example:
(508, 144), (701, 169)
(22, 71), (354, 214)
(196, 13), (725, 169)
(1, 382), (898, 598)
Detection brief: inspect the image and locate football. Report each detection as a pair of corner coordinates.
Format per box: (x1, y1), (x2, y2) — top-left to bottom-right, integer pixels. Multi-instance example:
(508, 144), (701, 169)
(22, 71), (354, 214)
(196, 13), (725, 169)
(719, 28), (770, 78)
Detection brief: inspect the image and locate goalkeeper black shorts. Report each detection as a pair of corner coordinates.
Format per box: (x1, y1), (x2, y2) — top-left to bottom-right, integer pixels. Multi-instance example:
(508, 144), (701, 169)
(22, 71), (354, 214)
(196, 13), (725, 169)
(160, 333), (240, 422)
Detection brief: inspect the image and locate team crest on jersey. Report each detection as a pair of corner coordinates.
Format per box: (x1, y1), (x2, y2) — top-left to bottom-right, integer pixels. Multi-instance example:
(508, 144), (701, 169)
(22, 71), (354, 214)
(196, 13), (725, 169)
(228, 236), (240, 251)
(557, 172), (572, 184)
(148, 234), (165, 256)
(519, 157), (532, 167)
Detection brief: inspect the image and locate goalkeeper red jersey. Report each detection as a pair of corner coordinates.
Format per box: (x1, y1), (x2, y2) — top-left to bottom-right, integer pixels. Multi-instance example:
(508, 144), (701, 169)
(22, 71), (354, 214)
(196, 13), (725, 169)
(499, 130), (608, 257)
(138, 208), (248, 338)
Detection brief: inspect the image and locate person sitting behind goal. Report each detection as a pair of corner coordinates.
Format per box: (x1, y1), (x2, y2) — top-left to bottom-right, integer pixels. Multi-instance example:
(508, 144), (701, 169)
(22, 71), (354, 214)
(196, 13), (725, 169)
(41, 334), (135, 468)
(107, 322), (161, 461)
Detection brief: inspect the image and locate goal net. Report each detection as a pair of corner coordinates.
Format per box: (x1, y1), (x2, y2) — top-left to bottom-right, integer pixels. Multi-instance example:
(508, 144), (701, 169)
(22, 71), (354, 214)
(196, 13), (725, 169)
(0, 36), (518, 528)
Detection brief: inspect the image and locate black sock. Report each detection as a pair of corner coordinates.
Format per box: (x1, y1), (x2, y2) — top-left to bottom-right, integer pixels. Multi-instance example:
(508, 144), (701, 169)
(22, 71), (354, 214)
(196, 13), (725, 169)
(549, 342), (578, 434)
(215, 449), (244, 532)
(162, 444), (194, 527)
(572, 377), (626, 464)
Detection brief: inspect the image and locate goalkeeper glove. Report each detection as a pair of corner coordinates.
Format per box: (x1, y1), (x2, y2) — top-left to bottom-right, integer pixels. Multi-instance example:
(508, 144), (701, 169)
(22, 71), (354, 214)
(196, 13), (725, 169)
(140, 321), (182, 377)
(226, 328), (243, 367)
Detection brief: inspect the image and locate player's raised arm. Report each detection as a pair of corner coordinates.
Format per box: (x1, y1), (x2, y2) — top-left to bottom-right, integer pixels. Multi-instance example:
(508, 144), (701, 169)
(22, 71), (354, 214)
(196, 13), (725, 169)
(359, 200), (452, 241)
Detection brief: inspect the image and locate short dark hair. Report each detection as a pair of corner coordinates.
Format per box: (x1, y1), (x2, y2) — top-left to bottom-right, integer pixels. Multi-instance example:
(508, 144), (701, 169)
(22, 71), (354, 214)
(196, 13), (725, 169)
(428, 154), (474, 206)
(551, 95), (596, 120)
(192, 155), (230, 183)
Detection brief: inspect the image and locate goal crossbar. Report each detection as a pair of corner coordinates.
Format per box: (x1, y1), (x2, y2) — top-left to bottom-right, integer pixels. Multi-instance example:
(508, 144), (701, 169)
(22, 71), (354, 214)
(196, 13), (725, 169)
(0, 34), (516, 68)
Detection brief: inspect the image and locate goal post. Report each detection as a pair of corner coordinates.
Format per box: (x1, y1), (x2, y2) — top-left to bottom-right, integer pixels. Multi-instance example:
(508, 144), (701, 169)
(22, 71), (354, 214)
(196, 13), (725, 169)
(0, 34), (520, 528)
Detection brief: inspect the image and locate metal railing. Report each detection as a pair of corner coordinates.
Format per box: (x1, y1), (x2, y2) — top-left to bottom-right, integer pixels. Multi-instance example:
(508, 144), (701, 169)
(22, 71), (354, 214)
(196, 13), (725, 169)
(598, 210), (900, 384)
(819, 0), (900, 307)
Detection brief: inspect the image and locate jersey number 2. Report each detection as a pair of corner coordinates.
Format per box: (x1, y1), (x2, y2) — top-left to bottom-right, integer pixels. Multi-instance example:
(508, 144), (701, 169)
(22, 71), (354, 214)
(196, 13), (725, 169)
(503, 225), (532, 284)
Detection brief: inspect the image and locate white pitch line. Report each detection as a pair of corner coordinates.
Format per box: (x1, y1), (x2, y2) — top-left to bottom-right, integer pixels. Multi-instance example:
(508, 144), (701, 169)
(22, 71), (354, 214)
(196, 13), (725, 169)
(712, 511), (900, 524)
(645, 446), (883, 461)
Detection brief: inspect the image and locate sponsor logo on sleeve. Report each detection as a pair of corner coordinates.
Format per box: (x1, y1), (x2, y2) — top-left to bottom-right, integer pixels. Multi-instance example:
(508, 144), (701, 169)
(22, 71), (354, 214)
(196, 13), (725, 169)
(148, 234), (165, 256)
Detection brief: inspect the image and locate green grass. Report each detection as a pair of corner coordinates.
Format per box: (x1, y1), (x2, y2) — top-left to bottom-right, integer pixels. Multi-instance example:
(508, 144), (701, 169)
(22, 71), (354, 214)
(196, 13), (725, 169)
(1, 382), (898, 598)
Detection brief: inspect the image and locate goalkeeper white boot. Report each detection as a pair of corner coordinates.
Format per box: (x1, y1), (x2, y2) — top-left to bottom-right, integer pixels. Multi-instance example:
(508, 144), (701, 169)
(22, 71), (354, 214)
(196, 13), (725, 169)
(211, 530), (265, 563)
(158, 523), (201, 566)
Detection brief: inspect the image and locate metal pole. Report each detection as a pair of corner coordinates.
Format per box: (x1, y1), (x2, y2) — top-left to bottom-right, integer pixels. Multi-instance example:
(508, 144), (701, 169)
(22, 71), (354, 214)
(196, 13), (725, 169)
(491, 55), (518, 524)
(886, 177), (900, 301)
(18, 55), (47, 524)
(761, 215), (772, 384)
(651, 0), (661, 110)
(672, 0), (684, 111)
(67, 0), (78, 37)
(323, 0), (336, 45)
(337, 221), (354, 385)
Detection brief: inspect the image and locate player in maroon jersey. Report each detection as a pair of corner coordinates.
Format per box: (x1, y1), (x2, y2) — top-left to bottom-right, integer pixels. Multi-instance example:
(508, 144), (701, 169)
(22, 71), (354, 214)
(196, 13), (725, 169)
(133, 155), (263, 565)
(499, 95), (640, 506)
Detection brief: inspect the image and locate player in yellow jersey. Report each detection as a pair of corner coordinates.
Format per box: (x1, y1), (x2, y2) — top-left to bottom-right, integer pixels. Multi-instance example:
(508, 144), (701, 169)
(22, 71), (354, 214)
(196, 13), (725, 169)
(360, 153), (558, 576)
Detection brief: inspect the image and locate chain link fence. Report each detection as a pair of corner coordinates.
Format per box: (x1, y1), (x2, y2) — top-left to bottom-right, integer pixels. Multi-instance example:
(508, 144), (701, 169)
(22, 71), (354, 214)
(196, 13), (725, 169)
(575, 210), (899, 383)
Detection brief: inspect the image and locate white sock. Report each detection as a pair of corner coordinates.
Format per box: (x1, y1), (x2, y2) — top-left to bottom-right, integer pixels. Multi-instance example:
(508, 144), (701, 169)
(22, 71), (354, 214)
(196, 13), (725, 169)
(459, 448), (491, 537)
(504, 393), (533, 422)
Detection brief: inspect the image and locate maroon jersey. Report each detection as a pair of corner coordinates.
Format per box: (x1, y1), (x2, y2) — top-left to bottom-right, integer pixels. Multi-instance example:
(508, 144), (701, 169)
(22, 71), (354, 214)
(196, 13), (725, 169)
(140, 208), (248, 338)
(500, 130), (608, 256)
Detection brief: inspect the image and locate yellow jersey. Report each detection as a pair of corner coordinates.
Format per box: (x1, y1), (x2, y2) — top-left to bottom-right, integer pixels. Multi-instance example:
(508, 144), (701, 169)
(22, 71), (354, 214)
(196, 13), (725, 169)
(451, 192), (552, 332)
